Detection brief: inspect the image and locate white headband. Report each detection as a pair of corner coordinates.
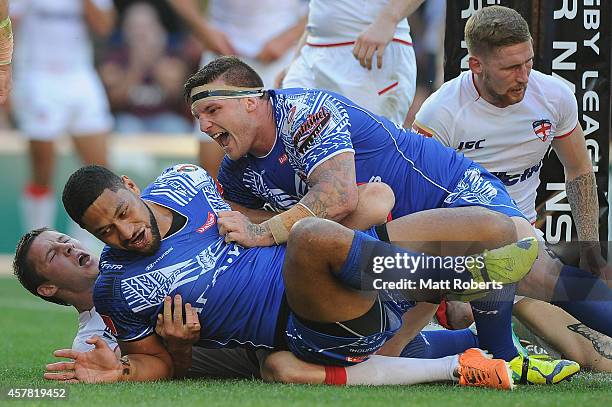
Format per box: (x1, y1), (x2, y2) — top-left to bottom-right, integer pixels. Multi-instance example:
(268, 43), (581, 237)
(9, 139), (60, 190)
(190, 84), (265, 110)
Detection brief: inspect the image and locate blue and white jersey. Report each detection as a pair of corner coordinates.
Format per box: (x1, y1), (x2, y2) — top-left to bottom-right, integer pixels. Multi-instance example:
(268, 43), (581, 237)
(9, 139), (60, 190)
(219, 88), (479, 218)
(94, 164), (286, 349)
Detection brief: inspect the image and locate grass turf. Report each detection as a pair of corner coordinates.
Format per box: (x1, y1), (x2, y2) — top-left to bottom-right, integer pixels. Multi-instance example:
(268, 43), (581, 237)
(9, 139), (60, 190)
(0, 276), (610, 407)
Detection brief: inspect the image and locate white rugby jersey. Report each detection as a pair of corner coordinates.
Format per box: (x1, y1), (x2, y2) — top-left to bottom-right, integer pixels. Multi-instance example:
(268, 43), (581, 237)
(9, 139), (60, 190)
(306, 0), (412, 45)
(207, 0), (307, 59)
(72, 307), (118, 353)
(413, 69), (578, 223)
(10, 0), (113, 71)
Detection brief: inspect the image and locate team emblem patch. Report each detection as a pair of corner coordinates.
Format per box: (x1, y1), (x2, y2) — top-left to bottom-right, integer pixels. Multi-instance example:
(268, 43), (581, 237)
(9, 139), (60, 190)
(532, 119), (552, 142)
(176, 164), (199, 172)
(293, 108), (331, 154)
(100, 314), (118, 336)
(196, 212), (216, 233)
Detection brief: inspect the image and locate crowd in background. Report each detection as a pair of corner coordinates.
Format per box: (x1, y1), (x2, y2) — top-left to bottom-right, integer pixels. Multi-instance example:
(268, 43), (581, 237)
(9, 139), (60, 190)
(0, 0), (446, 135)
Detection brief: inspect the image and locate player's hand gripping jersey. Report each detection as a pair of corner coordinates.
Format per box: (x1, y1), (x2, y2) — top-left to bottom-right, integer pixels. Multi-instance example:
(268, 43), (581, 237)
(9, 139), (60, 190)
(94, 165), (287, 349)
(219, 88), (524, 220)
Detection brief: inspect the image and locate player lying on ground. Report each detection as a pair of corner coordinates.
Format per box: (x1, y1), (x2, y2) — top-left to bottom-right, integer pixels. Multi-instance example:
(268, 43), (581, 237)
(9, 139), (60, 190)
(12, 227), (507, 387)
(16, 186), (512, 384)
(183, 57), (600, 383)
(45, 164), (545, 387)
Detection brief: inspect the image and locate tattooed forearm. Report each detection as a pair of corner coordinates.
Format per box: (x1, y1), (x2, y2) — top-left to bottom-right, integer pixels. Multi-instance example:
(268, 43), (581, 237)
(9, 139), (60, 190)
(566, 172), (599, 242)
(302, 152), (357, 221)
(567, 323), (612, 359)
(247, 222), (270, 240)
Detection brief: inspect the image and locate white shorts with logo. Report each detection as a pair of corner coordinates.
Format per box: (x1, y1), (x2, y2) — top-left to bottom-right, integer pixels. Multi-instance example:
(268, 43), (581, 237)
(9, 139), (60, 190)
(283, 40), (416, 126)
(196, 51), (293, 141)
(13, 68), (113, 140)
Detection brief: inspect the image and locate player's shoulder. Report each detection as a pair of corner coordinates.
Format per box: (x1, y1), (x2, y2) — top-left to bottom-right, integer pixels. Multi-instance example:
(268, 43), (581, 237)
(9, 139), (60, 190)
(420, 71), (469, 113)
(527, 70), (575, 100)
(154, 164), (214, 188)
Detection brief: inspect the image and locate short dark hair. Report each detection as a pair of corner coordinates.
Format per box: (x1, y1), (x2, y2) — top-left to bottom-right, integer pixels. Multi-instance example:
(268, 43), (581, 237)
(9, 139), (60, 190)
(13, 227), (69, 306)
(465, 6), (531, 57)
(184, 56), (265, 102)
(62, 165), (125, 227)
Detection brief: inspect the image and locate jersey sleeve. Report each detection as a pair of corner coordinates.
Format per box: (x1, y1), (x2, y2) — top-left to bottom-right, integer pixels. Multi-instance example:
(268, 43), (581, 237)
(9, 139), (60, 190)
(218, 158), (266, 209)
(412, 92), (454, 147)
(94, 278), (154, 342)
(552, 80), (579, 139)
(291, 94), (355, 178)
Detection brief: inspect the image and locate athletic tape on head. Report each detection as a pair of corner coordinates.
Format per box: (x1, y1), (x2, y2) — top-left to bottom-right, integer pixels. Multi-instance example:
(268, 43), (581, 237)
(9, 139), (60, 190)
(190, 84), (265, 110)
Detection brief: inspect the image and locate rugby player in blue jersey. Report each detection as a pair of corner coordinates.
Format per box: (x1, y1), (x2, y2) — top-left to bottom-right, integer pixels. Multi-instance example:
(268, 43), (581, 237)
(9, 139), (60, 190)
(181, 56), (612, 384)
(45, 163), (539, 386)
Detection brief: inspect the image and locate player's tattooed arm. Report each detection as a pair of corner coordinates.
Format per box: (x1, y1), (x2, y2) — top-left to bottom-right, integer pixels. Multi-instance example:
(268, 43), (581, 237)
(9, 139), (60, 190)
(300, 152), (358, 221)
(565, 172), (599, 242)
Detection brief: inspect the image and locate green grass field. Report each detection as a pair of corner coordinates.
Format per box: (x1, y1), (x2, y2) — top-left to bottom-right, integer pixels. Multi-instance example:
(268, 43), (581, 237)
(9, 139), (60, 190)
(0, 277), (610, 407)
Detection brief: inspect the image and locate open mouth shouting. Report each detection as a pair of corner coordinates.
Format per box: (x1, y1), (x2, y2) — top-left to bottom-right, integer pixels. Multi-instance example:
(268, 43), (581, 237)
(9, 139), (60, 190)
(211, 131), (231, 148)
(129, 228), (148, 250)
(77, 253), (91, 267)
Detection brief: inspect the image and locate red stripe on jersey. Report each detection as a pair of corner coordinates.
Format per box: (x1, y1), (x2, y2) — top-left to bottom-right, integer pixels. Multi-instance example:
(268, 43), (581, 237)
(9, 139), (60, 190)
(412, 124), (433, 138)
(555, 123), (578, 140)
(378, 81), (399, 95)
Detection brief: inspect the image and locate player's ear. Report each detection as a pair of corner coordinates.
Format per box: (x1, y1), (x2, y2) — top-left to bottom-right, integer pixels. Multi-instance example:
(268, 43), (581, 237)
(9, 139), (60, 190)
(121, 176), (141, 195)
(468, 55), (483, 75)
(244, 97), (258, 113)
(37, 283), (58, 299)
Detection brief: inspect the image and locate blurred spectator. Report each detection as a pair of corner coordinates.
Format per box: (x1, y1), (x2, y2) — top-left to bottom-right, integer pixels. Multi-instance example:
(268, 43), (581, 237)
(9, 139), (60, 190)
(99, 2), (193, 133)
(404, 0), (446, 127)
(10, 0), (114, 240)
(165, 0), (308, 179)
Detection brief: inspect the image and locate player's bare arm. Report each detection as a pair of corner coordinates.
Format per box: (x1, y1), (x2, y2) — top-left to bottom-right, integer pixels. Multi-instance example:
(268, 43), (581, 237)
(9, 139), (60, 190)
(552, 123), (603, 274)
(83, 0), (115, 37)
(353, 0), (424, 69)
(0, 0), (12, 104)
(218, 153), (357, 247)
(257, 15), (307, 64)
(46, 334), (174, 383)
(167, 0), (236, 55)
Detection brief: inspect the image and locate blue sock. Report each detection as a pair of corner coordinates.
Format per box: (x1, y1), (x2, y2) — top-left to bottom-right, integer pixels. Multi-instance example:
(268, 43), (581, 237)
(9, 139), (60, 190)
(551, 265), (612, 336)
(471, 284), (518, 361)
(337, 230), (480, 294)
(401, 329), (479, 359)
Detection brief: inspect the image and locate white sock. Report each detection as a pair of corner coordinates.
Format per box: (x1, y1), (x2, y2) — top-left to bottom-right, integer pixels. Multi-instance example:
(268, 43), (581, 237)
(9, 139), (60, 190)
(21, 190), (56, 230)
(345, 355), (459, 386)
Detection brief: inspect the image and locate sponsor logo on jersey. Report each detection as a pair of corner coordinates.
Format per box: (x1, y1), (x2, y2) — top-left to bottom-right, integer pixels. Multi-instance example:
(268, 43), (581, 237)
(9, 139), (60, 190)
(146, 247), (175, 271)
(293, 108), (331, 154)
(100, 314), (118, 336)
(278, 153), (288, 165)
(196, 212), (216, 234)
(532, 119), (552, 142)
(457, 139), (485, 150)
(491, 161), (543, 186)
(345, 355), (369, 363)
(99, 261), (123, 271)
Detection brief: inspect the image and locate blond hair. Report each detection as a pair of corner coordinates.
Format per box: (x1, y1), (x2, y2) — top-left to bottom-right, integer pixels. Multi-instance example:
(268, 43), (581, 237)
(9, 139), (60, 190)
(465, 6), (531, 56)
